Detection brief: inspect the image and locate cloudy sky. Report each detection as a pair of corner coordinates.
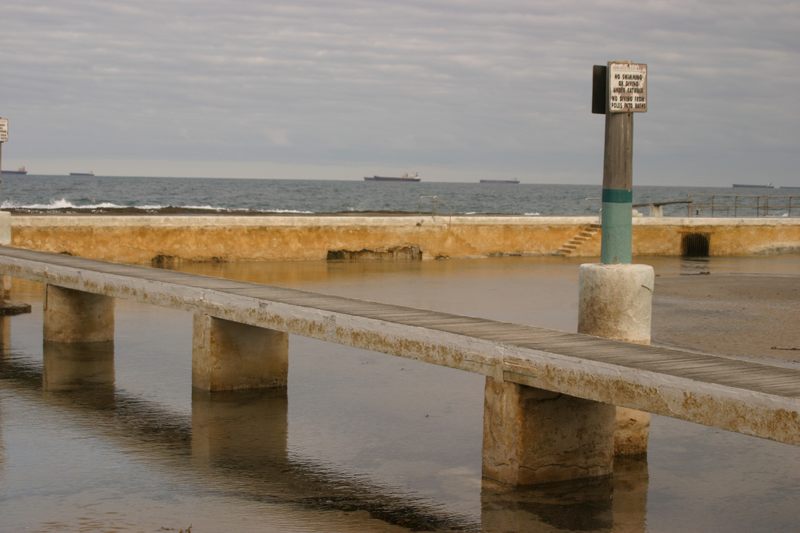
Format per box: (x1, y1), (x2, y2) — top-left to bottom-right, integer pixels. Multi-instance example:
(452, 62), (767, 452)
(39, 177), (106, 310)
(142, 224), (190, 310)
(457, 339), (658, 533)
(2, 0), (798, 186)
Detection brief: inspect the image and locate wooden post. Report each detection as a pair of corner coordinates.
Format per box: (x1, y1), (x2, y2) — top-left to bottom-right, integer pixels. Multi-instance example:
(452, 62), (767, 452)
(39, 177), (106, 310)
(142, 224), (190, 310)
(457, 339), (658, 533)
(593, 61), (647, 263)
(597, 61), (646, 263)
(601, 111), (634, 263)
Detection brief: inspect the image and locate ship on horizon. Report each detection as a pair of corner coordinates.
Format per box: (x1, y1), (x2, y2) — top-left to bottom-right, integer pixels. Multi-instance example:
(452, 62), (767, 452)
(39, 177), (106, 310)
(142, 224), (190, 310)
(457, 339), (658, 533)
(364, 172), (421, 182)
(1, 166), (27, 175)
(69, 171), (95, 177)
(732, 183), (774, 189)
(480, 178), (520, 184)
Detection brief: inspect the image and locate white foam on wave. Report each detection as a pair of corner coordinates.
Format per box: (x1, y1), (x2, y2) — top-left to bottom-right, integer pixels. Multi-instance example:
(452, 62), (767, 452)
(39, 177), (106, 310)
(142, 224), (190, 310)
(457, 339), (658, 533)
(264, 208), (315, 214)
(180, 204), (234, 211)
(0, 198), (314, 214)
(0, 198), (124, 210)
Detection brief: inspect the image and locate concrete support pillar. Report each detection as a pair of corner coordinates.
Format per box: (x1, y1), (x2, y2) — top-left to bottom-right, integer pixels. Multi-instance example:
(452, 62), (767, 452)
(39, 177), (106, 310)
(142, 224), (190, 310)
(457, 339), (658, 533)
(192, 314), (288, 391)
(44, 285), (114, 343)
(482, 376), (615, 486)
(0, 211), (10, 246)
(578, 263), (654, 456)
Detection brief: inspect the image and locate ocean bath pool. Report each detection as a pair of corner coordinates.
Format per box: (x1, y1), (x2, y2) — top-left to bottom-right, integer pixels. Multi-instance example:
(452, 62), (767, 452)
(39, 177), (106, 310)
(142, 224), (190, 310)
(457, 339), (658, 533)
(0, 255), (798, 531)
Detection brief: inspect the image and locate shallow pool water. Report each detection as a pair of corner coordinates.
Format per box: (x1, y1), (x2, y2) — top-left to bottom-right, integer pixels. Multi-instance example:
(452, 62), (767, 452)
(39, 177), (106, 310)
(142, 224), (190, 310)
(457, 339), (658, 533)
(1, 255), (798, 532)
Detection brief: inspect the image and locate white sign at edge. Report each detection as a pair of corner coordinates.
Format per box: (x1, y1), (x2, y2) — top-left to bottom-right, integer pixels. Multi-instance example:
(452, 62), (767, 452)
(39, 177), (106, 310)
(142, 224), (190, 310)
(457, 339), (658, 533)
(607, 62), (647, 113)
(0, 117), (7, 142)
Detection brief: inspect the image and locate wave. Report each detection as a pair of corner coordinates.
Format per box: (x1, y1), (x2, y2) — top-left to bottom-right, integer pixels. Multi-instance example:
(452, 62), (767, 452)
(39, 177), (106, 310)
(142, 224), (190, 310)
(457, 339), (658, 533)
(1, 198), (128, 210)
(460, 211), (541, 216)
(0, 198), (314, 214)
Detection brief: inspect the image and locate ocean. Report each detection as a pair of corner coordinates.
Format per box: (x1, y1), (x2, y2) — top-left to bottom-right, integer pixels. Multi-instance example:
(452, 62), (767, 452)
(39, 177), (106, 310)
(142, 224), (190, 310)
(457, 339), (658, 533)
(1, 174), (795, 216)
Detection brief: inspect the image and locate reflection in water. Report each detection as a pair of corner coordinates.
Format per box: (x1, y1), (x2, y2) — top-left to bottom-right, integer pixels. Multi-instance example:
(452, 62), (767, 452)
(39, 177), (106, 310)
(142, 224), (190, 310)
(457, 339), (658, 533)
(0, 384), (3, 475)
(610, 457), (649, 533)
(182, 259), (427, 287)
(481, 458), (648, 533)
(482, 477), (614, 532)
(0, 335), (652, 532)
(191, 389), (288, 470)
(679, 257), (710, 276)
(190, 389), (475, 530)
(0, 317), (9, 472)
(43, 341), (115, 392)
(0, 316), (10, 352)
(0, 353), (477, 531)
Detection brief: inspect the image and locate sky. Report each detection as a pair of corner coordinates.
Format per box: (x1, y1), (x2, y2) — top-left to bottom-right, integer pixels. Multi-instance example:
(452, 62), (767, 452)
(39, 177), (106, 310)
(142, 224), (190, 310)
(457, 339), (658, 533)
(1, 0), (799, 186)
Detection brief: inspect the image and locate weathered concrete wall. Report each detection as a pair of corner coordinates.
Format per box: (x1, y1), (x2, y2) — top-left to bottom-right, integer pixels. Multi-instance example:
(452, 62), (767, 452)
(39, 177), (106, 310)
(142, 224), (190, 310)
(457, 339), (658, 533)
(9, 215), (800, 264)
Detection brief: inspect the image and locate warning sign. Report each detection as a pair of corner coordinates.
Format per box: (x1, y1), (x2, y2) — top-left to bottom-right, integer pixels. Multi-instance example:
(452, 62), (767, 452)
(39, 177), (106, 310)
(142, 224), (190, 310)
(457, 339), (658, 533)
(608, 62), (647, 113)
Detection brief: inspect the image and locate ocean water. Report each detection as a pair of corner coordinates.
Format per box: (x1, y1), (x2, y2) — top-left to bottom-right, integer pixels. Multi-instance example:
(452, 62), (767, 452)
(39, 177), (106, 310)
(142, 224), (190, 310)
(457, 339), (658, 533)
(1, 174), (796, 216)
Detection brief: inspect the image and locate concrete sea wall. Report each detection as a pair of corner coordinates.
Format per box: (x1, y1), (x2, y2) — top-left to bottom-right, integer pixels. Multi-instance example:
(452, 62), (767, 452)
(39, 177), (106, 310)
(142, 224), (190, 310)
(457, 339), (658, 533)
(9, 215), (800, 265)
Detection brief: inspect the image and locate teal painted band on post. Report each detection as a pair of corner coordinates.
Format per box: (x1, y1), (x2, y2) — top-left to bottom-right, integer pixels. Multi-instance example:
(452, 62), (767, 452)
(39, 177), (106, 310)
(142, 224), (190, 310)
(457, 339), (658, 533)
(601, 188), (633, 203)
(600, 201), (632, 264)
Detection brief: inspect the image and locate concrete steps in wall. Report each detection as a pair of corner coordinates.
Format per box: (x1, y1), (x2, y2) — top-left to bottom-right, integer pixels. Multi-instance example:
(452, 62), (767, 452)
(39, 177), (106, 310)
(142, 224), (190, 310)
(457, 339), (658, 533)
(555, 224), (602, 257)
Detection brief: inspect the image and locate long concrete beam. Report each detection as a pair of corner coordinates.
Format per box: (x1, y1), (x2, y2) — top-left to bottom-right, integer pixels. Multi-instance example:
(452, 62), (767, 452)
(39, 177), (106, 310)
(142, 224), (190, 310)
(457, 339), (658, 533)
(0, 246), (797, 445)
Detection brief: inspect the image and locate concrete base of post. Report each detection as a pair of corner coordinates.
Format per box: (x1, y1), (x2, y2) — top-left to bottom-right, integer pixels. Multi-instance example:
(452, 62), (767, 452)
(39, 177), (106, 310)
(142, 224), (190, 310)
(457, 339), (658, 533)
(578, 263), (654, 456)
(192, 314), (288, 392)
(482, 376), (616, 486)
(44, 285), (115, 343)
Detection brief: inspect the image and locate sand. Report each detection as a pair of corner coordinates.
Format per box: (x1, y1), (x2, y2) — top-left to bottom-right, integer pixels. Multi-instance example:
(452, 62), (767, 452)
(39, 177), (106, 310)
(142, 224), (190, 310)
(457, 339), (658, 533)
(652, 273), (800, 363)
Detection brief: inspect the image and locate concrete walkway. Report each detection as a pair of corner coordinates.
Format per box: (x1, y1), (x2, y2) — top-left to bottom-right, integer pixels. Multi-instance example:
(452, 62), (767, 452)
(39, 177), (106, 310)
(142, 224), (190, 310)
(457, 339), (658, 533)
(0, 245), (797, 446)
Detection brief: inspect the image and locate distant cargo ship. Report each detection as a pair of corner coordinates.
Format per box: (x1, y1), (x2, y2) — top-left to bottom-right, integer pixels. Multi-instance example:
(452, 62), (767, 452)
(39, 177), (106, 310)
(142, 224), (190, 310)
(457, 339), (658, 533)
(364, 172), (421, 182)
(1, 166), (27, 175)
(69, 171), (95, 177)
(480, 179), (520, 184)
(732, 183), (774, 189)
